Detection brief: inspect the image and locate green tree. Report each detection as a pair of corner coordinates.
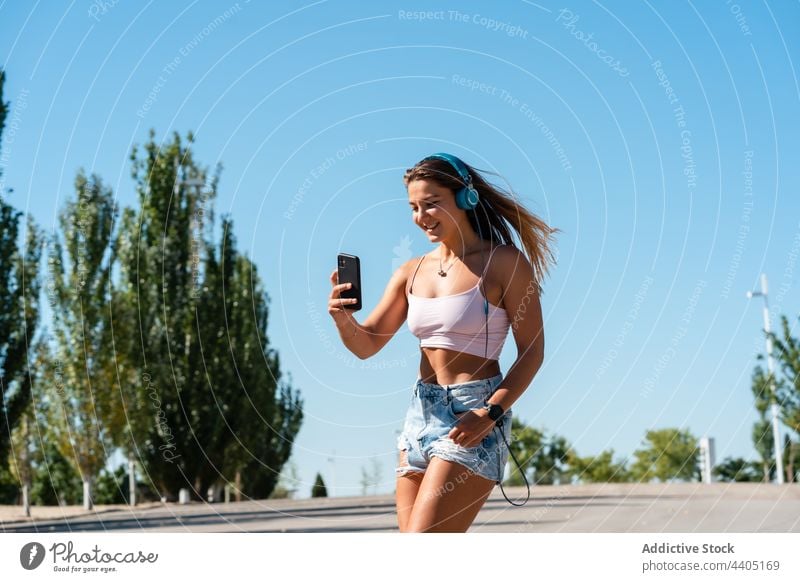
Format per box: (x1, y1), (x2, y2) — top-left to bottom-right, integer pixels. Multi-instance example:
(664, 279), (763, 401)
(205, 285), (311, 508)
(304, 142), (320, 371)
(116, 131), (302, 500)
(567, 448), (632, 483)
(505, 418), (572, 485)
(199, 219), (303, 499)
(6, 396), (35, 506)
(0, 70), (43, 485)
(781, 434), (800, 483)
(750, 366), (777, 482)
(713, 457), (763, 482)
(46, 171), (120, 509)
(505, 418), (543, 486)
(630, 428), (699, 482)
(93, 465), (133, 505)
(311, 472), (327, 498)
(115, 131), (218, 499)
(769, 315), (800, 440)
(0, 68), (7, 139)
(0, 466), (17, 503)
(6, 341), (56, 506)
(752, 418), (775, 482)
(29, 439), (83, 506)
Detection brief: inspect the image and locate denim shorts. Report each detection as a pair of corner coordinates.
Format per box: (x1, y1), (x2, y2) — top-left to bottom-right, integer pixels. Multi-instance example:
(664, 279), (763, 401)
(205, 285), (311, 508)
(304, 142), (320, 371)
(395, 373), (512, 484)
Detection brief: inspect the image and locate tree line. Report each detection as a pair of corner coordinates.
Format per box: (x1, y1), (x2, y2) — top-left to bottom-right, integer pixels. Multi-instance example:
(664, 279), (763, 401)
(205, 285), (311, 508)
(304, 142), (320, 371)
(503, 327), (800, 485)
(0, 69), (303, 507)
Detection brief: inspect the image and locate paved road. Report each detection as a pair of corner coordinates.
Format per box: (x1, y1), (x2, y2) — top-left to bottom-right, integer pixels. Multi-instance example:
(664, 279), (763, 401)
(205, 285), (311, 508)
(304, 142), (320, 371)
(2, 483), (799, 533)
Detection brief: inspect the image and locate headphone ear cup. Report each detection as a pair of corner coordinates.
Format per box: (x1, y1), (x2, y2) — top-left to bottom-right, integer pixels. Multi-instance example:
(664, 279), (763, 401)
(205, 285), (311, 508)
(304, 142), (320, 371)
(455, 187), (466, 210)
(456, 186), (479, 210)
(466, 186), (479, 209)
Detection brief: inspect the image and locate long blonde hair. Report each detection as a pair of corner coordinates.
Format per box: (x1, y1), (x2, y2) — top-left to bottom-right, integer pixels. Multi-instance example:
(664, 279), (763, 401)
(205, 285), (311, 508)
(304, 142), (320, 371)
(404, 156), (559, 289)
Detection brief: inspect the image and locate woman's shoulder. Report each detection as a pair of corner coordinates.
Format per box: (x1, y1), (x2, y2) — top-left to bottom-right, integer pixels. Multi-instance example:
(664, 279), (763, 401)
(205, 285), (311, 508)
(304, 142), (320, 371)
(494, 243), (525, 257)
(489, 243), (527, 265)
(488, 244), (534, 285)
(392, 254), (426, 281)
(491, 244), (541, 293)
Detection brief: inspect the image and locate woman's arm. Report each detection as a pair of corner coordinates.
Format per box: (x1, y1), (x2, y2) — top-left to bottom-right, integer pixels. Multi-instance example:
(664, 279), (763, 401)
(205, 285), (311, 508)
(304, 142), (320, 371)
(329, 301), (375, 360)
(486, 247), (545, 411)
(328, 260), (412, 359)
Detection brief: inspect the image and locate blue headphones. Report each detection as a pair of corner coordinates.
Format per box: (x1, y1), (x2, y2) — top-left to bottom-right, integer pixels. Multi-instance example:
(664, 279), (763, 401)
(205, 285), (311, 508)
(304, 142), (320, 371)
(423, 153), (480, 210)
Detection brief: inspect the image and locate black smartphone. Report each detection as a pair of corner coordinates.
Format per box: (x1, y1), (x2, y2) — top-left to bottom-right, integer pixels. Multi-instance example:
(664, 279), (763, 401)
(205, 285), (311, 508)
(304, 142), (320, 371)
(337, 253), (362, 311)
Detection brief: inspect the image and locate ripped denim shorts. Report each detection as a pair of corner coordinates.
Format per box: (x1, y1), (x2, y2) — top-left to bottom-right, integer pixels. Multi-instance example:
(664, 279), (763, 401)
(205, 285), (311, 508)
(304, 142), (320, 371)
(395, 373), (512, 484)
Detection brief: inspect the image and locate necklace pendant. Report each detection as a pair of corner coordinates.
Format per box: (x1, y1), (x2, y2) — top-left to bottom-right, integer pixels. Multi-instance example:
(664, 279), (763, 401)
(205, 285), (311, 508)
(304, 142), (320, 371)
(437, 269), (447, 277)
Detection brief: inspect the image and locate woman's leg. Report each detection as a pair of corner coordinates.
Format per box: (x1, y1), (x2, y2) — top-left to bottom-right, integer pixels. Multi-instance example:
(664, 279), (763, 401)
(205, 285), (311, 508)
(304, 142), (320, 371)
(405, 456), (495, 532)
(396, 450), (425, 532)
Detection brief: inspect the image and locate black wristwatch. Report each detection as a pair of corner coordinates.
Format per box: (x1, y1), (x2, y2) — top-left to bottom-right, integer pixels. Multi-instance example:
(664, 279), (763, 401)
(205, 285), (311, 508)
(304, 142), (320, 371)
(482, 402), (505, 421)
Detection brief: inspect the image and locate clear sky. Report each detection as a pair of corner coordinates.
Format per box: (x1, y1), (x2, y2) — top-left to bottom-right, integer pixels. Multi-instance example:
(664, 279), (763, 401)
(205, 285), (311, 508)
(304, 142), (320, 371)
(1, 1), (799, 499)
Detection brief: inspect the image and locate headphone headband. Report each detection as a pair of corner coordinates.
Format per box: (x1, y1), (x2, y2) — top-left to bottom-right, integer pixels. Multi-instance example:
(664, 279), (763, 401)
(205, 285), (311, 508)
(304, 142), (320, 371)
(422, 152), (479, 210)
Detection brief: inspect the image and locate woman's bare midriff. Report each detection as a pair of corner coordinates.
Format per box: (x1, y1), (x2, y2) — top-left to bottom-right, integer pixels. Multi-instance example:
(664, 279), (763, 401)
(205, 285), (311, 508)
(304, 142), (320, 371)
(417, 346), (501, 385)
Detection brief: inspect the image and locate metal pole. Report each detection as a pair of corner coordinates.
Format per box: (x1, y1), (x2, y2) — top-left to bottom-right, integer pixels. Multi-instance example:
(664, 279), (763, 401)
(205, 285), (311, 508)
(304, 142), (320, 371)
(759, 274), (785, 484)
(748, 274), (785, 484)
(699, 437), (715, 483)
(327, 451), (336, 497)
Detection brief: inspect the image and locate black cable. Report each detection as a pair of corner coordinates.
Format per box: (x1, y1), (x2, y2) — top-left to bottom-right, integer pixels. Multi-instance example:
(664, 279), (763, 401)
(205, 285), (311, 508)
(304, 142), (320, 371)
(474, 181), (530, 506)
(493, 417), (531, 506)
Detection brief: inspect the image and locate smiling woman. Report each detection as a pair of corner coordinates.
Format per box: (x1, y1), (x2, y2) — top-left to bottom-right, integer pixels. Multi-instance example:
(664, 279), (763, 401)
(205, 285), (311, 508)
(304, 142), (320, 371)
(328, 153), (559, 532)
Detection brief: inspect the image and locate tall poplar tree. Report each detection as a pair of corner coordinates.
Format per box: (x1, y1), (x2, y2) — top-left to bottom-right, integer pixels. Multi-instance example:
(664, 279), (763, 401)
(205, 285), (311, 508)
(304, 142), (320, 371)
(0, 68), (43, 482)
(114, 131), (207, 498)
(117, 131), (302, 500)
(199, 218), (303, 499)
(46, 171), (119, 509)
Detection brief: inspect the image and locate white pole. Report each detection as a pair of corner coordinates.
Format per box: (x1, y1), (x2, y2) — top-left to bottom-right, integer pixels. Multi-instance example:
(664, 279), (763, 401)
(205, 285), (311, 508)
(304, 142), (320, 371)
(699, 437), (715, 483)
(759, 274), (785, 484)
(22, 483), (30, 517)
(83, 478), (93, 510)
(328, 450), (336, 497)
(128, 455), (136, 506)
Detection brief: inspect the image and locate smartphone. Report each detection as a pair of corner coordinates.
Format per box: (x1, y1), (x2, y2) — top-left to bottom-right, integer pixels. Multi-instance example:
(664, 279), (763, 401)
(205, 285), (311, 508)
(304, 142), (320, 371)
(337, 253), (362, 311)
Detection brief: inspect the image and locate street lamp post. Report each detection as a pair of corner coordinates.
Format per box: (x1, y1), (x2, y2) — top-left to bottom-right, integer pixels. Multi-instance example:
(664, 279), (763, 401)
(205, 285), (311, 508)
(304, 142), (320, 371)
(746, 273), (785, 484)
(327, 451), (337, 497)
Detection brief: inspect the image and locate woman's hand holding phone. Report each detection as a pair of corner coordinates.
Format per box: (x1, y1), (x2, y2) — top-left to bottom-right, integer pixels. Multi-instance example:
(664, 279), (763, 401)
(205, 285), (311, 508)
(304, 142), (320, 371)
(328, 269), (359, 316)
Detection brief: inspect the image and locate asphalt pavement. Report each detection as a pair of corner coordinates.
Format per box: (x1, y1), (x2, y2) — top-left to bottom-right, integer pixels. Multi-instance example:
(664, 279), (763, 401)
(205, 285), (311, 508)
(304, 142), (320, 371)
(2, 482), (798, 533)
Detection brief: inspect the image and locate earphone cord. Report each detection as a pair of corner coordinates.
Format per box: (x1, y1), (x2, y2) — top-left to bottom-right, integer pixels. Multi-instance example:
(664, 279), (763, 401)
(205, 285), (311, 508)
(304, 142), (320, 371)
(475, 199), (489, 360)
(493, 418), (531, 506)
(475, 191), (530, 506)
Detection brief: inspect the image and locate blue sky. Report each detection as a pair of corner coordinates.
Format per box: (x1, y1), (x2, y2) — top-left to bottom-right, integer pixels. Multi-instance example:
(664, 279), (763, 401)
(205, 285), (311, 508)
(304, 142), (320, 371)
(1, 1), (799, 498)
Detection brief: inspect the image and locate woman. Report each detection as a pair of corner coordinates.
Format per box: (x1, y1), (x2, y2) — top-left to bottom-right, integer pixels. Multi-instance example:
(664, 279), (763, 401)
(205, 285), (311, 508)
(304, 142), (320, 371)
(328, 153), (558, 532)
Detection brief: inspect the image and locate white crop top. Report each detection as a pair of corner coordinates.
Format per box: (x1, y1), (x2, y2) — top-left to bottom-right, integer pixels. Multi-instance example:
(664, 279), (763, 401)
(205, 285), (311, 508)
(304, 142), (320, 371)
(406, 246), (510, 360)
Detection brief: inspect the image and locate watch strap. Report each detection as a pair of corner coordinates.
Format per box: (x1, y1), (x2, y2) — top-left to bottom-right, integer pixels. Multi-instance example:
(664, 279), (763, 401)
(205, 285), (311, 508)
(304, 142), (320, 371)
(483, 402), (505, 421)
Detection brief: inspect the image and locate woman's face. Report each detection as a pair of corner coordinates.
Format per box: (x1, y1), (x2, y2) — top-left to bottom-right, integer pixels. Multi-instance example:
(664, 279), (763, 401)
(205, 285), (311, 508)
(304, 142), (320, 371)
(407, 179), (466, 242)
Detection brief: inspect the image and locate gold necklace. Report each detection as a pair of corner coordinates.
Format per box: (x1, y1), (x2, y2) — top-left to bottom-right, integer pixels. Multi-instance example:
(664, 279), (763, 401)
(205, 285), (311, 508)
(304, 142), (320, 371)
(437, 253), (457, 277)
(437, 246), (479, 277)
